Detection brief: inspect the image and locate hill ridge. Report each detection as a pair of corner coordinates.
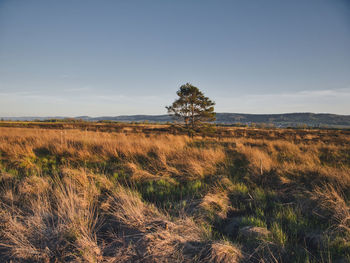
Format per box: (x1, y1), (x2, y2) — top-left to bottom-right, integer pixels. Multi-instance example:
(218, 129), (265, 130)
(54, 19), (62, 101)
(1, 112), (350, 127)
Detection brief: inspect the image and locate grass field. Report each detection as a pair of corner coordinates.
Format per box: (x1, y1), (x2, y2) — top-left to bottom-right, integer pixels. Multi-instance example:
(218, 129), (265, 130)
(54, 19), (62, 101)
(0, 124), (349, 262)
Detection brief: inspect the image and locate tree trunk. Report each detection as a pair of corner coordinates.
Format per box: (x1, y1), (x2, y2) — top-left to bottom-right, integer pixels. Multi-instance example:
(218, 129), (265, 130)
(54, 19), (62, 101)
(191, 103), (195, 129)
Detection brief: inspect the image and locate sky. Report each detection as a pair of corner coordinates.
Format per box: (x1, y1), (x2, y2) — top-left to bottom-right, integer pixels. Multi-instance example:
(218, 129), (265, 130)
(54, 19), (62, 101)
(0, 0), (349, 117)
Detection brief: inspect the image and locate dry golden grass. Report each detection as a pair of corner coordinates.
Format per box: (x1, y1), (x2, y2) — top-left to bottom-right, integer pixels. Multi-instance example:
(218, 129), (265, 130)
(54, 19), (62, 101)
(313, 184), (350, 235)
(0, 127), (240, 262)
(1, 170), (244, 262)
(200, 190), (231, 220)
(0, 127), (225, 180)
(0, 173), (101, 262)
(0, 126), (350, 262)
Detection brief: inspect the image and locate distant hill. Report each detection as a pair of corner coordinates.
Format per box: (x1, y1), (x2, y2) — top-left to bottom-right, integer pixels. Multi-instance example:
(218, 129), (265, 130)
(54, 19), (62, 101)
(214, 113), (350, 127)
(2, 113), (350, 128)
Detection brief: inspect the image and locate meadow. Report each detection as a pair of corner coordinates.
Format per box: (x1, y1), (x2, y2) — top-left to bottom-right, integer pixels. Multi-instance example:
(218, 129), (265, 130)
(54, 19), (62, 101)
(0, 124), (349, 262)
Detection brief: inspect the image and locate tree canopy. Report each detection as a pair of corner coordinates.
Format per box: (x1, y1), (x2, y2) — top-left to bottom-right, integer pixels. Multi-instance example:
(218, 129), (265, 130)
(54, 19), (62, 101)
(166, 83), (216, 134)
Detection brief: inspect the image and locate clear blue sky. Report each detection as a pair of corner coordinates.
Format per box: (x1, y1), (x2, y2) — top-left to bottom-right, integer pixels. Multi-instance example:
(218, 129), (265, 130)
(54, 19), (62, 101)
(0, 0), (349, 116)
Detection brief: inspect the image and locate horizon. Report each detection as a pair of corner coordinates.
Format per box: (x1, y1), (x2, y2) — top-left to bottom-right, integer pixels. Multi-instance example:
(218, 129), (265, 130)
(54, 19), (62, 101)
(1, 0), (350, 116)
(2, 111), (350, 119)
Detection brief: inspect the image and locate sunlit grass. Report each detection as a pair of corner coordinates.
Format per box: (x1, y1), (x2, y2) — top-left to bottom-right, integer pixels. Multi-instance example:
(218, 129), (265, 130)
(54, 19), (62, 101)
(0, 126), (349, 262)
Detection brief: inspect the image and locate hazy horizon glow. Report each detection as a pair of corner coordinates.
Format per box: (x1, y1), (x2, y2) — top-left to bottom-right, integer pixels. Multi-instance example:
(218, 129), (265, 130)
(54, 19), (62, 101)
(1, 0), (349, 116)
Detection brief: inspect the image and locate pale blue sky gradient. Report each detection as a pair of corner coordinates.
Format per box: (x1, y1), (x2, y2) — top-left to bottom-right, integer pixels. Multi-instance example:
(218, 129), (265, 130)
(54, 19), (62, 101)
(0, 0), (349, 116)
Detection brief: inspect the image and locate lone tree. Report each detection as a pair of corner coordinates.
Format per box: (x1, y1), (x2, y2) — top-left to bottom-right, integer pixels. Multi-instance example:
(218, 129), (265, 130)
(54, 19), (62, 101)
(166, 83), (216, 134)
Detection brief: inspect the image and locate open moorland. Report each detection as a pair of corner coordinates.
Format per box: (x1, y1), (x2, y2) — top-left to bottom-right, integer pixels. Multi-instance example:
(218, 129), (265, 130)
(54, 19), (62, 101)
(0, 124), (350, 262)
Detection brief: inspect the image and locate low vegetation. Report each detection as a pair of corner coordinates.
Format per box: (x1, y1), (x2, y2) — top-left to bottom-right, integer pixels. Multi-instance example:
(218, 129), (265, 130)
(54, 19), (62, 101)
(0, 125), (349, 262)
